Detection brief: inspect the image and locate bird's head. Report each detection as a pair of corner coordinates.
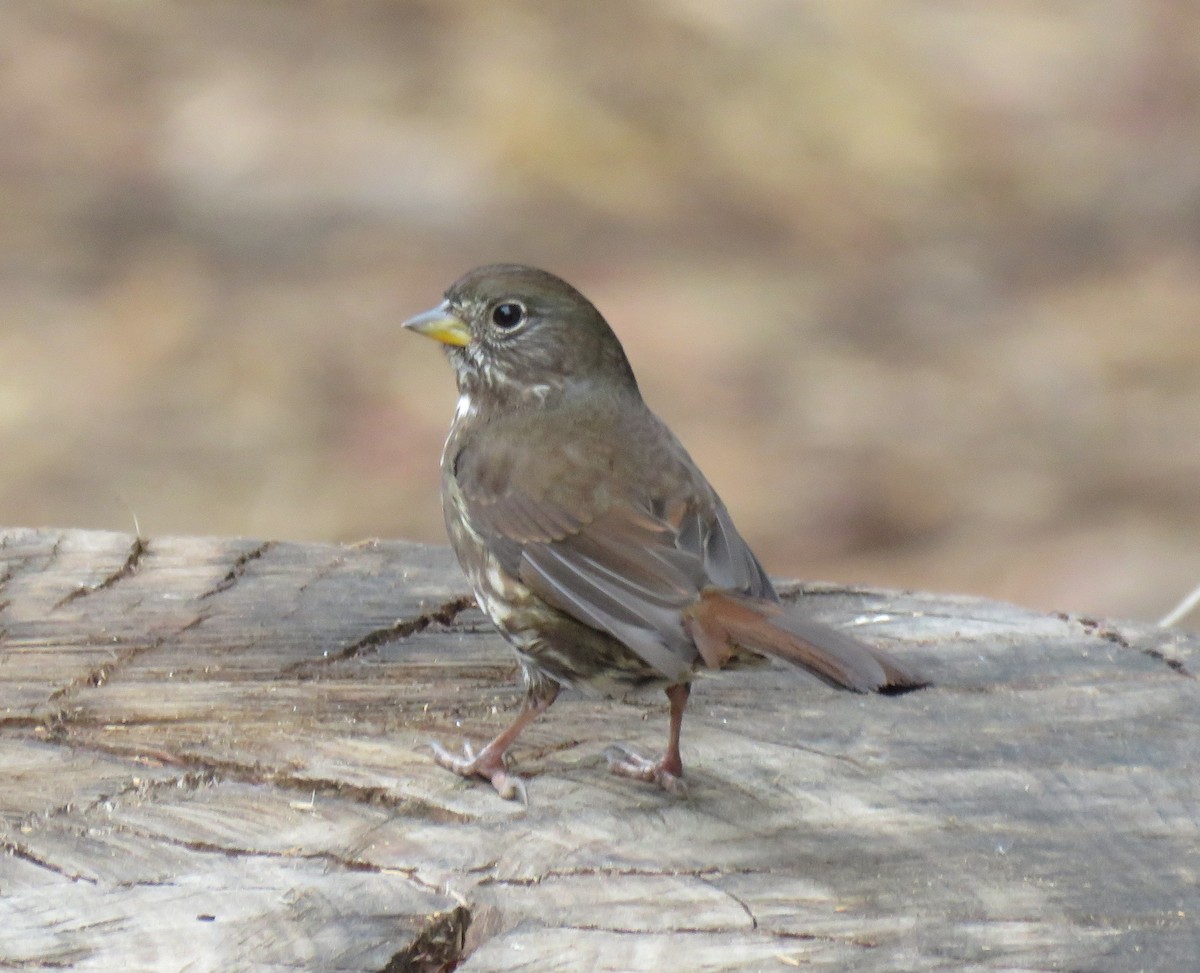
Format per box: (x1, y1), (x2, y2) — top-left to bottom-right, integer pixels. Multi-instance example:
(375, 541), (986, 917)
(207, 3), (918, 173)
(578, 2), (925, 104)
(403, 264), (639, 409)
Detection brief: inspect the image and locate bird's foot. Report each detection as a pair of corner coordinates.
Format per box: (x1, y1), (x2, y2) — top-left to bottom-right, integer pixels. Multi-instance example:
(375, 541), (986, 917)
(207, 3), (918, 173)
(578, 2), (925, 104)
(604, 744), (688, 796)
(430, 739), (527, 803)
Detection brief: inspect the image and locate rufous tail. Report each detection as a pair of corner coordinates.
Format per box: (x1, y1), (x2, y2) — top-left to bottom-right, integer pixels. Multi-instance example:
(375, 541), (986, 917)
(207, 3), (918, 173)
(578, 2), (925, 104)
(682, 589), (927, 693)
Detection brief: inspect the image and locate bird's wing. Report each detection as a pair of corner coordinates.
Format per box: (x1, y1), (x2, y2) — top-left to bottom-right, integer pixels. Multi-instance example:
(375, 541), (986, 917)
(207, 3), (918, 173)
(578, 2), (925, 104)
(451, 407), (774, 681)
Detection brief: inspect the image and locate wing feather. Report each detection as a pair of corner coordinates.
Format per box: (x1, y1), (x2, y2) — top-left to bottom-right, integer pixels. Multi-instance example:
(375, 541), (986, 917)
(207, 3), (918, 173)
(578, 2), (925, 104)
(451, 404), (775, 680)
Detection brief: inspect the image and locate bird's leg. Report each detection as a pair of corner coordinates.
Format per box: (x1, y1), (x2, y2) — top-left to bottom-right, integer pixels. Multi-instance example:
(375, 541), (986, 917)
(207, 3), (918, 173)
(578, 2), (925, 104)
(661, 681), (689, 778)
(431, 683), (559, 802)
(605, 683), (690, 796)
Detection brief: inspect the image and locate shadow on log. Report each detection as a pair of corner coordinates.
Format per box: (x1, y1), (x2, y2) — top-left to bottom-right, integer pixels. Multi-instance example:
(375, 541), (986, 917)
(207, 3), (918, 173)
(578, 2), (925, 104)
(1, 527), (1197, 972)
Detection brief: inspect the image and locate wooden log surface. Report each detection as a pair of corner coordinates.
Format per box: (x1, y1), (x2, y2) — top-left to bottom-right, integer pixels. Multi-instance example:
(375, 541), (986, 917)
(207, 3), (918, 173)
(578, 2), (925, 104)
(1, 526), (1197, 972)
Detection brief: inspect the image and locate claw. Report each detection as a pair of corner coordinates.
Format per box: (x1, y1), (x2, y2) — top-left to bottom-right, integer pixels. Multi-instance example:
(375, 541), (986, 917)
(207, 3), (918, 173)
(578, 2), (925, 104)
(492, 771), (528, 804)
(604, 743), (689, 796)
(430, 739), (529, 803)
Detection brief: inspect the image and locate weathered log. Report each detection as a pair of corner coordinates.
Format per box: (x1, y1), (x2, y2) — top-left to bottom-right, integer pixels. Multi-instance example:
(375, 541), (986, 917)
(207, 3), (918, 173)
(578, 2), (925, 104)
(1, 527), (1196, 972)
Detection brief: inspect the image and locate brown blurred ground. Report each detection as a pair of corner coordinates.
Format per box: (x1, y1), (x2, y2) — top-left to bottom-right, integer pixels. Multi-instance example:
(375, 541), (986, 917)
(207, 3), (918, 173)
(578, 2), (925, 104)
(2, 1), (1198, 627)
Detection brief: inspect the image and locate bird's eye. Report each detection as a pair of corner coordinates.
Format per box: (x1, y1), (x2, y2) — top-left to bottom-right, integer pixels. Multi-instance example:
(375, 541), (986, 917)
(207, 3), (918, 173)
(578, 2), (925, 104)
(491, 302), (526, 330)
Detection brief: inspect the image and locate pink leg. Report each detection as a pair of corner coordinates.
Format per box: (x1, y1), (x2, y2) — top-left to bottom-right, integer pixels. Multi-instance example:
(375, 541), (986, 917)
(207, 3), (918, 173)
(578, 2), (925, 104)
(661, 682), (689, 777)
(606, 683), (691, 795)
(431, 684), (559, 801)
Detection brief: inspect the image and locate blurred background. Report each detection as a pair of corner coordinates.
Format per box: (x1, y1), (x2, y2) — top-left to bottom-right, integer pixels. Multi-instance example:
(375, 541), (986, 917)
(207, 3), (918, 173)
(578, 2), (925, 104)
(2, 1), (1198, 627)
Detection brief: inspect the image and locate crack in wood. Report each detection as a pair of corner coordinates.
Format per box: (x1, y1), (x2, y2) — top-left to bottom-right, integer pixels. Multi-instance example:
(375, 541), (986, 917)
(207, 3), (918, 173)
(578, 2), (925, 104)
(42, 612), (205, 710)
(1075, 615), (1192, 678)
(46, 532), (65, 565)
(7, 786), (472, 970)
(0, 714), (43, 729)
(768, 929), (881, 948)
(530, 920), (814, 939)
(1100, 627), (1190, 676)
(199, 541), (275, 599)
(0, 564), (15, 602)
(109, 826), (395, 876)
(681, 718), (874, 773)
(1146, 650), (1188, 675)
(0, 533), (68, 618)
(45, 635), (167, 705)
(0, 838), (99, 885)
(285, 594), (475, 675)
(7, 771), (220, 841)
(77, 770), (221, 823)
(266, 771), (476, 824)
(468, 859), (889, 948)
(697, 874), (759, 930)
(9, 821), (471, 972)
(53, 535), (148, 609)
(28, 732), (477, 824)
(477, 864), (735, 888)
(380, 905), (469, 973)
(295, 554), (347, 594)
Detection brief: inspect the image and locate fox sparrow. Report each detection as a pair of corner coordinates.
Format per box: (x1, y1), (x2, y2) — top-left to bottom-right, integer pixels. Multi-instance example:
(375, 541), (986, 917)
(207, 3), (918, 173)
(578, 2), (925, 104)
(404, 264), (925, 799)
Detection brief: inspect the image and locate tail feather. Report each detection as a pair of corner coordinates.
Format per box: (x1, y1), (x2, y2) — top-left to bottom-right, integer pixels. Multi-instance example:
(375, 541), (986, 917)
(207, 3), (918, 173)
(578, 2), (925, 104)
(682, 589), (927, 694)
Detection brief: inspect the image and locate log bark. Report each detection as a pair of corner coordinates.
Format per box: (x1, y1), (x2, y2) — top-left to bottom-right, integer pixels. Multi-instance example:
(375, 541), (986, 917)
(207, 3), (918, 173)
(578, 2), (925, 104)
(1, 527), (1196, 972)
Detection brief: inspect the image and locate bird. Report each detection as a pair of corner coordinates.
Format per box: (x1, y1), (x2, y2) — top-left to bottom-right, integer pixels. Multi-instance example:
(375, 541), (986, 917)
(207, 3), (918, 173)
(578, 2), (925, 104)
(403, 264), (926, 800)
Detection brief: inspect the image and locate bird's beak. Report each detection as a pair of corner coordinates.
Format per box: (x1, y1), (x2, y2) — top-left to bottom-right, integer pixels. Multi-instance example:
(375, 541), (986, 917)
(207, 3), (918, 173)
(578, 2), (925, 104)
(402, 301), (472, 347)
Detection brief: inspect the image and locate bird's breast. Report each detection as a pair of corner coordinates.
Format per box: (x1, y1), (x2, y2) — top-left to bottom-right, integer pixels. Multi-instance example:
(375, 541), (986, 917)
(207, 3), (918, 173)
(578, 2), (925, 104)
(441, 460), (540, 648)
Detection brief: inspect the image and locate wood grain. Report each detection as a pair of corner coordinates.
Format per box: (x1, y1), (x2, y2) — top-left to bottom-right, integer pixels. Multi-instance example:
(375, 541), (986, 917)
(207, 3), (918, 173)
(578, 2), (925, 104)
(1, 527), (1196, 972)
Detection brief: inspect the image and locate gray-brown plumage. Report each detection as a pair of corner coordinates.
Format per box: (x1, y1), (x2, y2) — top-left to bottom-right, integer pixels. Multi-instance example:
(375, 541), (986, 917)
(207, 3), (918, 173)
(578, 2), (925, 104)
(404, 264), (925, 799)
